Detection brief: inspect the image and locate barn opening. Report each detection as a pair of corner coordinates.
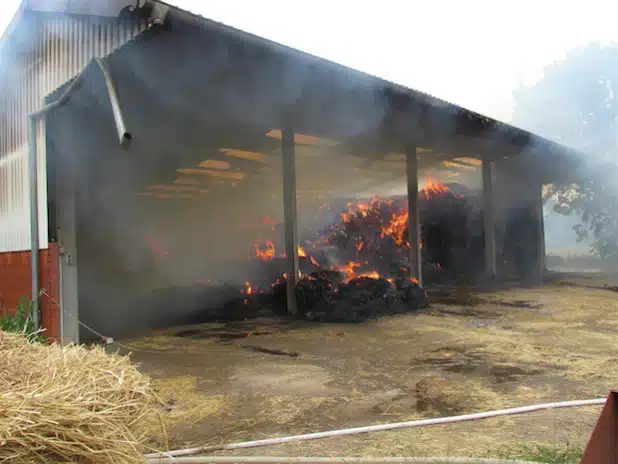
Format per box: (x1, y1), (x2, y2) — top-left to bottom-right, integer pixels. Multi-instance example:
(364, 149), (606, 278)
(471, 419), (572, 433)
(42, 12), (581, 343)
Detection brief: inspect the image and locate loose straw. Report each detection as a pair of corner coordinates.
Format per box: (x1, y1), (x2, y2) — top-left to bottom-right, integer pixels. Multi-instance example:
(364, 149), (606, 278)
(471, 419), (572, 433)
(147, 398), (605, 459)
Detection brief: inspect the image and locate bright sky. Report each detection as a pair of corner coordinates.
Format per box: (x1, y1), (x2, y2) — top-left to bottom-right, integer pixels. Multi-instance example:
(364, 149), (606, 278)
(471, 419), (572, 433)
(2, 0), (618, 124)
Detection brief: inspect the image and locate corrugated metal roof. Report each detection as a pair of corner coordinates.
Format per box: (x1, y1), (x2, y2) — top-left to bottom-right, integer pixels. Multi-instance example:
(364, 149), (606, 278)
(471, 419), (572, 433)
(143, 1), (584, 164)
(45, 21), (581, 187)
(0, 1), (585, 159)
(5, 0), (583, 180)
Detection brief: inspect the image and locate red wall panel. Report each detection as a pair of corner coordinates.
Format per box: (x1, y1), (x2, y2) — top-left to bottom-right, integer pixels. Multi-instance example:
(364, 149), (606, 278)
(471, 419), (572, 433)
(0, 243), (61, 342)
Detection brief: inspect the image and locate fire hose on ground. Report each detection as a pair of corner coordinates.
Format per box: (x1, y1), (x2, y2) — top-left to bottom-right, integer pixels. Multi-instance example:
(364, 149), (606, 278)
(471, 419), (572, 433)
(146, 397), (605, 462)
(146, 457), (552, 463)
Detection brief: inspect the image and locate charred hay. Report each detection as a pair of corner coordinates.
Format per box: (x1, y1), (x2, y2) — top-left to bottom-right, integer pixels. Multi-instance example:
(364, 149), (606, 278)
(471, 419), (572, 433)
(270, 270), (428, 323)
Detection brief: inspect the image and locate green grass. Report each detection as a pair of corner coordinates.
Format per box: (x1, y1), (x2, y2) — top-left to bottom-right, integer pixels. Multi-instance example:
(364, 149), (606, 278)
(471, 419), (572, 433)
(498, 443), (585, 463)
(0, 296), (46, 343)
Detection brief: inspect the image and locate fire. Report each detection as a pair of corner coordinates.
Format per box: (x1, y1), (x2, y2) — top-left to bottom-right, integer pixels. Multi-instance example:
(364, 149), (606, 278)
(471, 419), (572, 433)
(358, 270), (381, 279)
(340, 197), (386, 224)
(243, 281), (253, 296)
(381, 210), (409, 246)
(332, 261), (380, 281)
(377, 179), (447, 247)
(254, 240), (276, 261)
(297, 244), (320, 267)
(241, 281), (255, 305)
(422, 178), (449, 199)
(334, 261), (361, 280)
(253, 240), (319, 266)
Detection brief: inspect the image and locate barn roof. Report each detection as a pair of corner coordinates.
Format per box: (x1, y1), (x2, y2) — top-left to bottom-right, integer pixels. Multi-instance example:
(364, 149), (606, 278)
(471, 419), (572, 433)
(7, 0), (585, 186)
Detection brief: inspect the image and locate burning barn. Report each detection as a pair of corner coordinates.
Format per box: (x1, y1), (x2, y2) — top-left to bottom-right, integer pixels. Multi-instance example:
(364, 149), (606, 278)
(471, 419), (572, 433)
(0, 0), (584, 343)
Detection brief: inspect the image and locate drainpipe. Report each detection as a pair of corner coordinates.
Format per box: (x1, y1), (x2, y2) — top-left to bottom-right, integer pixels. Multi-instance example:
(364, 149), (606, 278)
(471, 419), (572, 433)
(28, 57), (131, 331)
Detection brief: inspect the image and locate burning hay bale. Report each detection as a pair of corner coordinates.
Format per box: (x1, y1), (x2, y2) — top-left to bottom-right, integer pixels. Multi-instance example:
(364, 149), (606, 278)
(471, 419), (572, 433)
(318, 184), (484, 281)
(178, 180), (490, 323)
(236, 180), (474, 320)
(0, 331), (161, 463)
(294, 270), (427, 322)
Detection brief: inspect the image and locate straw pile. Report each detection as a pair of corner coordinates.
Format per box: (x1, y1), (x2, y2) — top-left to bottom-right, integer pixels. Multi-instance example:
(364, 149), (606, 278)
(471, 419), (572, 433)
(0, 331), (162, 463)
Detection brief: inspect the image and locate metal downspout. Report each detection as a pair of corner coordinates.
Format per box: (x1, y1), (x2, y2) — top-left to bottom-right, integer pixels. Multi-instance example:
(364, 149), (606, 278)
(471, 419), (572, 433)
(28, 58), (131, 331)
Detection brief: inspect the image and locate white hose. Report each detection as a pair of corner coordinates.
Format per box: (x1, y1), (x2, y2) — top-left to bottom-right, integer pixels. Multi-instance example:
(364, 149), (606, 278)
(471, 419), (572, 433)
(147, 457), (546, 464)
(146, 397), (605, 459)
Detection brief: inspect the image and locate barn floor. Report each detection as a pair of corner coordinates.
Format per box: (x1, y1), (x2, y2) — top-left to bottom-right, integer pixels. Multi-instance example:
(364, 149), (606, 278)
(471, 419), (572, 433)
(115, 272), (618, 458)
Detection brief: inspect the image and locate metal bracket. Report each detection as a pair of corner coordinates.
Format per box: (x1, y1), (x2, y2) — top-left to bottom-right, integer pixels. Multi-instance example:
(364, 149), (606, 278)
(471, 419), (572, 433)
(58, 243), (73, 266)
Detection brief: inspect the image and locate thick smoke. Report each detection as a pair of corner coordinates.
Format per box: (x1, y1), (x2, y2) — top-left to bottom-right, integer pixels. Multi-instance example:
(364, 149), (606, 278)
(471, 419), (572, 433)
(44, 8), (554, 340)
(46, 19), (401, 340)
(510, 41), (618, 263)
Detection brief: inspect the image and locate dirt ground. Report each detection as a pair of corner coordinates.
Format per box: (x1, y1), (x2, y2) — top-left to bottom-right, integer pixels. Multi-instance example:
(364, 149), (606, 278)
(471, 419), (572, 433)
(114, 272), (618, 458)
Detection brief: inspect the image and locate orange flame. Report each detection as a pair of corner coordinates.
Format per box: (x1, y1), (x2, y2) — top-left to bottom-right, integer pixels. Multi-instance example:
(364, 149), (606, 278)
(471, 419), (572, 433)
(244, 281), (253, 295)
(357, 270), (381, 279)
(332, 261), (380, 281)
(422, 178), (449, 199)
(253, 241), (320, 267)
(340, 197), (386, 224)
(381, 210), (409, 246)
(241, 281), (254, 305)
(334, 261), (361, 280)
(254, 240), (276, 261)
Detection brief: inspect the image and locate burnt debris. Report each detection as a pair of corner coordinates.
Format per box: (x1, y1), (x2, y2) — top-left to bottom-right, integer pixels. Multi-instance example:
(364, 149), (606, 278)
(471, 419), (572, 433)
(141, 179), (541, 328)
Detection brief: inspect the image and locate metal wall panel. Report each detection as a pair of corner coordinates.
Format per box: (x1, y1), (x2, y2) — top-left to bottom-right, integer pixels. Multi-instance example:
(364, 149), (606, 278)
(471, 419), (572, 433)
(0, 14), (147, 252)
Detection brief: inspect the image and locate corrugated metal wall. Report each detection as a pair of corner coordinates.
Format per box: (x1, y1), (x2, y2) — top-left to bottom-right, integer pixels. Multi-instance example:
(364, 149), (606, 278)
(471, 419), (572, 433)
(0, 13), (148, 252)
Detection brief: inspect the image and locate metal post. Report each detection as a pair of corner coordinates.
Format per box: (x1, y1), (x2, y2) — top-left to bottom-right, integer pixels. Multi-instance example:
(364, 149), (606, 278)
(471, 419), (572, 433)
(57, 164), (80, 345)
(536, 181), (546, 280)
(483, 155), (497, 280)
(281, 126), (299, 315)
(405, 146), (422, 285)
(28, 117), (40, 329)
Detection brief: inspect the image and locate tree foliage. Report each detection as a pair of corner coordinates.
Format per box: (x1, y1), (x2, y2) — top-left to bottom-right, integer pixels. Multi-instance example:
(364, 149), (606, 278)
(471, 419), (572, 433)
(512, 42), (618, 259)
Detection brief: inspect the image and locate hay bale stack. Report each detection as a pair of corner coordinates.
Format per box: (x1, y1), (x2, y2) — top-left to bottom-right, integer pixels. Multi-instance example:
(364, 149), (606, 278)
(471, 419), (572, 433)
(0, 331), (161, 463)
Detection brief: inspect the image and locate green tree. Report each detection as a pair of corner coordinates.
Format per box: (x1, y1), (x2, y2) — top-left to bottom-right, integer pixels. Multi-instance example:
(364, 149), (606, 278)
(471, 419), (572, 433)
(512, 42), (618, 259)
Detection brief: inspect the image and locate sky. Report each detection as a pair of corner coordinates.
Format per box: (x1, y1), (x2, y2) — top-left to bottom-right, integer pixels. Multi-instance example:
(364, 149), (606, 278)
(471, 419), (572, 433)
(1, 0), (618, 123)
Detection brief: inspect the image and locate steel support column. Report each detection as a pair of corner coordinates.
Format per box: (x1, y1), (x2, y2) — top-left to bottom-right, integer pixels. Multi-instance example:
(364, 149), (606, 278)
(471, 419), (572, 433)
(406, 146), (422, 285)
(483, 155), (497, 280)
(536, 182), (547, 280)
(56, 165), (80, 345)
(281, 126), (299, 315)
